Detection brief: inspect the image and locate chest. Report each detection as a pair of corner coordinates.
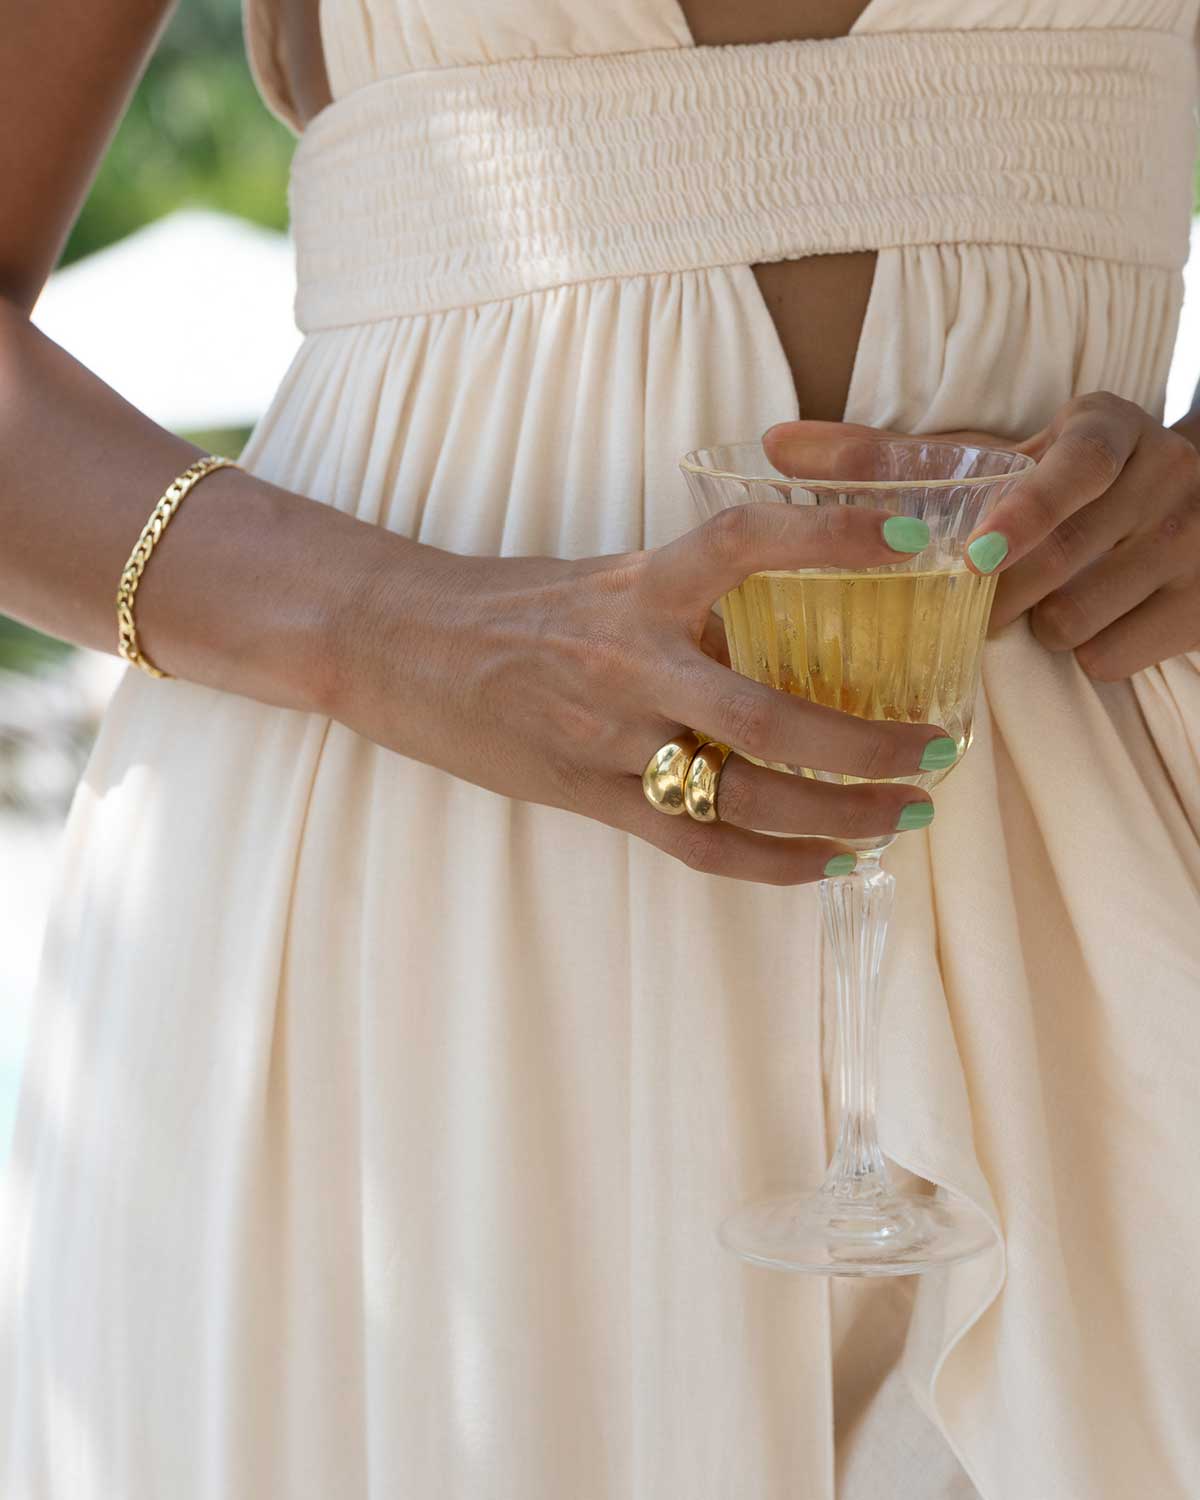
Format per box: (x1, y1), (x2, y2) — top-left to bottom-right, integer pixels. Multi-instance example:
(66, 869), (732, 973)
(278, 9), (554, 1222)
(273, 0), (876, 124)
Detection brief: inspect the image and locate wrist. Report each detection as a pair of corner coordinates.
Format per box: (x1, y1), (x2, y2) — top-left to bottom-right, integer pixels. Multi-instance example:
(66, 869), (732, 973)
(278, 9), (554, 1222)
(317, 514), (470, 731)
(134, 467), (413, 720)
(322, 531), (589, 753)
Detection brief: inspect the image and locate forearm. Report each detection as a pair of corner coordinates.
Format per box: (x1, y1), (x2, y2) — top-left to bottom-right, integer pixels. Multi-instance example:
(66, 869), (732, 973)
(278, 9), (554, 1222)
(0, 296), (428, 716)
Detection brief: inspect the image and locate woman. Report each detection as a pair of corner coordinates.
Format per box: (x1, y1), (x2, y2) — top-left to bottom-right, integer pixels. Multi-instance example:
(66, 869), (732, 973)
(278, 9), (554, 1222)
(2, 0), (1198, 1495)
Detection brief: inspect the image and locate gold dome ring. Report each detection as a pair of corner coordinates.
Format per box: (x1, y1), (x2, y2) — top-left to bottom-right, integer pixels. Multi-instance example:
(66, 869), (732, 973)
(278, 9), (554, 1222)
(642, 732), (731, 822)
(641, 730), (704, 815)
(682, 740), (731, 823)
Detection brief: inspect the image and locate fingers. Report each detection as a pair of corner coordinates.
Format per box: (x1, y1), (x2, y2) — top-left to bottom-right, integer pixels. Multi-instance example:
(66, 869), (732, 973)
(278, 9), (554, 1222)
(964, 394), (1145, 578)
(1072, 579), (1200, 681)
(647, 500), (929, 611)
(761, 419), (909, 480)
(604, 775), (860, 886)
(699, 609), (730, 666)
(1027, 537), (1166, 654)
(712, 755), (932, 838)
(761, 419), (1025, 481)
(989, 422), (1200, 636)
(987, 443), (1158, 632)
(654, 649), (953, 779)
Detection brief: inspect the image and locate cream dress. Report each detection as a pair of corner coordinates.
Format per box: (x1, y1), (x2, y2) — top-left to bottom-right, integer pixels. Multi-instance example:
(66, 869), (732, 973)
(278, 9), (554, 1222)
(3, 1), (1200, 1497)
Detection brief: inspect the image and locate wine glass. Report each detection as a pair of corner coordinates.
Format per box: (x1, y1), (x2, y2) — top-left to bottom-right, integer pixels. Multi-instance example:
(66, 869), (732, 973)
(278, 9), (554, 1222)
(679, 435), (1035, 1276)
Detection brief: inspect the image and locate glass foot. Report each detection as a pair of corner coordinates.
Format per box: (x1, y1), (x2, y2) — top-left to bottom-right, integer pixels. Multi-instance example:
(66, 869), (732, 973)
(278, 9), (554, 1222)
(717, 1183), (997, 1277)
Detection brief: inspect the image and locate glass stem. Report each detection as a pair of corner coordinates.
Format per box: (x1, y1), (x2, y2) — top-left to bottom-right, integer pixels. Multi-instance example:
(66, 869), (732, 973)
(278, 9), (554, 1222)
(817, 847), (895, 1205)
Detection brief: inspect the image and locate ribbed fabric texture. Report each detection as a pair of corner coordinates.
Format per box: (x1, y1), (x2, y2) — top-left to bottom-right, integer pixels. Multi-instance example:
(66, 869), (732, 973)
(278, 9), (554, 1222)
(289, 29), (1196, 328)
(5, 6), (1200, 1500)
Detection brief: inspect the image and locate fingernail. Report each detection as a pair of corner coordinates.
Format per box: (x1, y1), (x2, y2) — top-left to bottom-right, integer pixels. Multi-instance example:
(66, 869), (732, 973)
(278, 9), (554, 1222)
(882, 515), (931, 553)
(967, 531), (1009, 573)
(918, 736), (958, 772)
(824, 853), (857, 877)
(896, 800), (935, 832)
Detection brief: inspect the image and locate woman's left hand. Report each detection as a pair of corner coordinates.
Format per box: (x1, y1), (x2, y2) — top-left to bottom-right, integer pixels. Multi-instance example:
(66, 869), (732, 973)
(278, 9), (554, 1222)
(764, 394), (1200, 681)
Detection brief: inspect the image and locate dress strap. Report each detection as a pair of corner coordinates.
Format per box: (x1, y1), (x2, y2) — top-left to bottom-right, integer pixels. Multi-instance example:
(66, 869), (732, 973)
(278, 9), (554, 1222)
(289, 29), (1197, 329)
(242, 0), (304, 135)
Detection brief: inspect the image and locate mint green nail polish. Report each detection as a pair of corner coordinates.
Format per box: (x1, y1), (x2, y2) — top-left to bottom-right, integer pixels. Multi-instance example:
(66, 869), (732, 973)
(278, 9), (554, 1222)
(882, 515), (931, 553)
(919, 736), (959, 772)
(967, 531), (1009, 573)
(896, 800), (935, 832)
(824, 853), (857, 877)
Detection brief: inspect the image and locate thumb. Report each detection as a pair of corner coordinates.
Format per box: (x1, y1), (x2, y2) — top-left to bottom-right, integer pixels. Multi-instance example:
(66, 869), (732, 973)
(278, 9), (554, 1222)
(761, 418), (1028, 480)
(926, 426), (1025, 452)
(761, 418), (908, 479)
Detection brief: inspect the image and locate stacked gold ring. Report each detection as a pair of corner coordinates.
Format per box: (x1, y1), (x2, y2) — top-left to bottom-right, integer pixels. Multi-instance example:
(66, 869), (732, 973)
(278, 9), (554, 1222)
(683, 740), (731, 823)
(642, 731), (731, 823)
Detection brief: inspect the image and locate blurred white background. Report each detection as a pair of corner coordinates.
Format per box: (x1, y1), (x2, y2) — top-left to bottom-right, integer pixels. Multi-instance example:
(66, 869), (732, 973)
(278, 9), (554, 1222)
(1, 207), (300, 1152)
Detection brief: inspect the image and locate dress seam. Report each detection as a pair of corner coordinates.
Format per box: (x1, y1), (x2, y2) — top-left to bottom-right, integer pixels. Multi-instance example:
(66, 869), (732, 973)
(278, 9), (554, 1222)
(301, 24), (1191, 130)
(292, 247), (1182, 336)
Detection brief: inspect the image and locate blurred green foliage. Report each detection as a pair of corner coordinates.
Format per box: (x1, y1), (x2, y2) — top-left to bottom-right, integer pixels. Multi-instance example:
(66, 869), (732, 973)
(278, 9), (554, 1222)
(180, 426), (255, 460)
(2, 0), (284, 673)
(7, 3), (1200, 673)
(61, 0), (294, 266)
(0, 618), (71, 674)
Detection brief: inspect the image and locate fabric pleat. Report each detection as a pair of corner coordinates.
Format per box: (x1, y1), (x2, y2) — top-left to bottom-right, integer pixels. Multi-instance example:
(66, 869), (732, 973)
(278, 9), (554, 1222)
(4, 2), (1200, 1498)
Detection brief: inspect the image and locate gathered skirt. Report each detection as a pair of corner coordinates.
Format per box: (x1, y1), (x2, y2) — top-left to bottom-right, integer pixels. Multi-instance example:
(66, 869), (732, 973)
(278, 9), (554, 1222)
(3, 244), (1200, 1497)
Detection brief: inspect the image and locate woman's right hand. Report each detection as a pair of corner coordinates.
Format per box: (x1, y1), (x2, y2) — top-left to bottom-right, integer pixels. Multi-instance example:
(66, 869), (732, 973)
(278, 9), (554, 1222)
(330, 502), (950, 886)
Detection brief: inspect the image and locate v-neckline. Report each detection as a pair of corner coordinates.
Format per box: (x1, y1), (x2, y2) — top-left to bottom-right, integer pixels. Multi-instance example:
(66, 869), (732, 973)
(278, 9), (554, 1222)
(651, 0), (891, 427)
(659, 0), (887, 48)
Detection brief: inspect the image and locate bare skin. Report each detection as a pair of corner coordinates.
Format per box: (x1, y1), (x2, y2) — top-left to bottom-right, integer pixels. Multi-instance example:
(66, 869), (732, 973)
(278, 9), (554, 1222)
(273, 0), (1200, 676)
(9, 0), (1194, 889)
(0, 1), (1000, 888)
(274, 0), (879, 422)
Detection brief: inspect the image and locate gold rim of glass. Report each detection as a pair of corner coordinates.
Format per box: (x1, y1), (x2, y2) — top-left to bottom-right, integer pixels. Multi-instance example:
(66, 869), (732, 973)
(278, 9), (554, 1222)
(679, 439), (1037, 490)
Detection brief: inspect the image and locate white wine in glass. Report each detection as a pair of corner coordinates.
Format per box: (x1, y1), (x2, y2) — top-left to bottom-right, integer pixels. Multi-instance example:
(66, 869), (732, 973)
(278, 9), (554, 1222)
(680, 437), (1034, 1276)
(723, 558), (998, 785)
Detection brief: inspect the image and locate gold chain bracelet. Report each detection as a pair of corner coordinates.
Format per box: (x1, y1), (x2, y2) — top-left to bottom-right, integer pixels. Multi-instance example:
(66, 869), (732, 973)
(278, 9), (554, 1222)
(116, 454), (239, 679)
